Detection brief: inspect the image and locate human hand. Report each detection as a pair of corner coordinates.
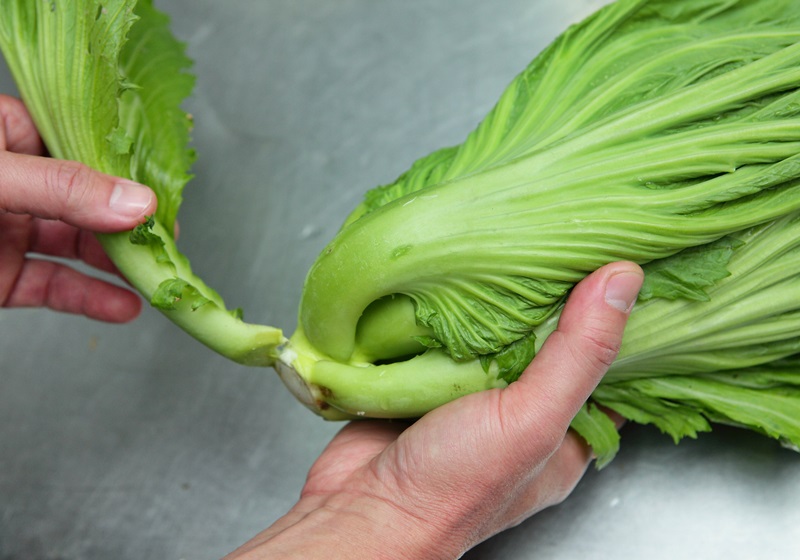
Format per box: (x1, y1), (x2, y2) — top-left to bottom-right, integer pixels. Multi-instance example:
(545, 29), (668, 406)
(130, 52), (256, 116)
(226, 261), (643, 560)
(0, 94), (156, 322)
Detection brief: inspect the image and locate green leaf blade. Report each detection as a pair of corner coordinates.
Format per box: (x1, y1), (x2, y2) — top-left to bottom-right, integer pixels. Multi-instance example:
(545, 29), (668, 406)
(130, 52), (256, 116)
(0, 0), (138, 174)
(570, 404), (621, 469)
(119, 0), (196, 230)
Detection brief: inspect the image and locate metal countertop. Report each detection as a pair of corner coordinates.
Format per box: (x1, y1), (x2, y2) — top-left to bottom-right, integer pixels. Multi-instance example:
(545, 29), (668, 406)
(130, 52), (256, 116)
(2, 1), (799, 558)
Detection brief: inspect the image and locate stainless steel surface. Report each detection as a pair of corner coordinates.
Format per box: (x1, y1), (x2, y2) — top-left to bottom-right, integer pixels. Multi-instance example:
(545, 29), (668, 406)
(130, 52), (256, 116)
(2, 1), (799, 558)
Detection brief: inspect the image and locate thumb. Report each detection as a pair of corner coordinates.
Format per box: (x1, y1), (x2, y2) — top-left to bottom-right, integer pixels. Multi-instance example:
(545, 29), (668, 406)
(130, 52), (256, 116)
(0, 150), (157, 232)
(505, 261), (643, 437)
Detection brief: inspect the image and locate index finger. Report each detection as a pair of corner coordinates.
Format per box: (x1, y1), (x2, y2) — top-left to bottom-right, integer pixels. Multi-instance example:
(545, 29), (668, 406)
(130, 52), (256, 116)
(0, 94), (46, 155)
(0, 150), (156, 232)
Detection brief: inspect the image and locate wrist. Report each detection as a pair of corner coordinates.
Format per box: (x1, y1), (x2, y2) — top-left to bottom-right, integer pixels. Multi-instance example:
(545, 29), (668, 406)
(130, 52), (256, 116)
(225, 491), (466, 560)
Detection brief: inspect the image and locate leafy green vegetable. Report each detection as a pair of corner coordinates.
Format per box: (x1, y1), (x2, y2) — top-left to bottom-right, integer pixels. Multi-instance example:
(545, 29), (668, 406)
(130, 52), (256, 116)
(302, 0), (800, 369)
(3, 0), (800, 465)
(288, 0), (800, 456)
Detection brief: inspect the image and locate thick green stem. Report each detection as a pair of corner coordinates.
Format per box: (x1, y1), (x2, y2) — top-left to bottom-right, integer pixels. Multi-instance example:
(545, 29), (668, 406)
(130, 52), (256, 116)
(281, 326), (506, 419)
(98, 223), (284, 366)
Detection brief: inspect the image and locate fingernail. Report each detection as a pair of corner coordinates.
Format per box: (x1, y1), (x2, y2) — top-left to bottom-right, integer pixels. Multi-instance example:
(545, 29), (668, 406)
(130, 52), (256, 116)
(109, 180), (154, 217)
(604, 270), (643, 313)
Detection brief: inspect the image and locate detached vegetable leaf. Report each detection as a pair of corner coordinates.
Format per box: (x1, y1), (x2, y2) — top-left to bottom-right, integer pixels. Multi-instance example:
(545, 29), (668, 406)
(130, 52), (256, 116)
(0, 0), (283, 366)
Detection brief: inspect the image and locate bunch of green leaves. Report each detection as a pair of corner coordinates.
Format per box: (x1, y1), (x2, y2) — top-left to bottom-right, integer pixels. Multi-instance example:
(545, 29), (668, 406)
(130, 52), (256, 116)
(288, 0), (800, 462)
(299, 0), (800, 385)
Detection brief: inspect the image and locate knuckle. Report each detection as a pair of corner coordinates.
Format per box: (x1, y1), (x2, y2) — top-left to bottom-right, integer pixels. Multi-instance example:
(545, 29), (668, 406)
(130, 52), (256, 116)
(579, 327), (622, 370)
(0, 96), (25, 129)
(1, 96), (45, 155)
(48, 160), (94, 212)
